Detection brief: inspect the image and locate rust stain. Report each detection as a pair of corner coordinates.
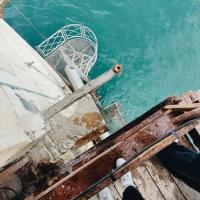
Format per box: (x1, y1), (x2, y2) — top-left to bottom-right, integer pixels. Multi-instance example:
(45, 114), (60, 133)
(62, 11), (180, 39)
(81, 112), (103, 129)
(17, 161), (60, 195)
(0, 0), (8, 18)
(73, 125), (108, 149)
(73, 117), (81, 125)
(24, 95), (200, 200)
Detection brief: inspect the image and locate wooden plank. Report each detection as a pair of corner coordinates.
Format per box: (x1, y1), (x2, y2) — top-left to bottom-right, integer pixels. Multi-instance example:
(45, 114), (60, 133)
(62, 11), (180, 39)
(89, 195), (99, 200)
(89, 184), (122, 200)
(113, 180), (124, 197)
(109, 184), (122, 200)
(114, 166), (165, 200)
(132, 166), (165, 200)
(163, 103), (200, 112)
(173, 107), (200, 124)
(144, 158), (186, 200)
(172, 176), (200, 200)
(0, 157), (29, 184)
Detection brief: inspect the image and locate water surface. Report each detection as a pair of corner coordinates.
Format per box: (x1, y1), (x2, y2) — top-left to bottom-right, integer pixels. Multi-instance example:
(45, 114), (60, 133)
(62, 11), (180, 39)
(5, 0), (200, 122)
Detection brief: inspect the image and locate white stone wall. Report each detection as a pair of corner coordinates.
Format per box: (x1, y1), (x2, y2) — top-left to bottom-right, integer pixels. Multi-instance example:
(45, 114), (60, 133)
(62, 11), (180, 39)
(0, 19), (105, 167)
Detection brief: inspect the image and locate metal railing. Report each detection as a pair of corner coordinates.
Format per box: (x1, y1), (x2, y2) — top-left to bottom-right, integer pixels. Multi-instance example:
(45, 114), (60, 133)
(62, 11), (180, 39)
(37, 24), (98, 58)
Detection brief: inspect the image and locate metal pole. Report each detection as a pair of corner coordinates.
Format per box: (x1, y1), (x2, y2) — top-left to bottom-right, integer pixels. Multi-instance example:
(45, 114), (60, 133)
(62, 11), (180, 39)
(43, 64), (122, 120)
(60, 49), (85, 90)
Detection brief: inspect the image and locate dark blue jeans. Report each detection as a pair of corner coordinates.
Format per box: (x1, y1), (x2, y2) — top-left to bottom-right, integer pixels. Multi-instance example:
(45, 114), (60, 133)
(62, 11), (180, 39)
(158, 142), (200, 192)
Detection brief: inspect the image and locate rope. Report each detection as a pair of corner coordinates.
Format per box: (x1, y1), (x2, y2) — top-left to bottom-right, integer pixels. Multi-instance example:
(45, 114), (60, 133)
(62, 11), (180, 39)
(8, 0), (45, 39)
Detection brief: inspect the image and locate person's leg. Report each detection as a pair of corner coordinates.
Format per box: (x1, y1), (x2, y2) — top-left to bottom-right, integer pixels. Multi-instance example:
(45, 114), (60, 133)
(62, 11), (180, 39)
(158, 142), (200, 192)
(116, 158), (145, 200)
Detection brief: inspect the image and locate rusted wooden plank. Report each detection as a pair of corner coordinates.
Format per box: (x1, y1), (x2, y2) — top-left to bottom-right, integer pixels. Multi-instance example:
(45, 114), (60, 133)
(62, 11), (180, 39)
(68, 97), (174, 171)
(114, 166), (165, 200)
(163, 103), (200, 112)
(171, 176), (200, 200)
(25, 100), (199, 200)
(35, 123), (195, 200)
(173, 107), (200, 124)
(109, 184), (122, 200)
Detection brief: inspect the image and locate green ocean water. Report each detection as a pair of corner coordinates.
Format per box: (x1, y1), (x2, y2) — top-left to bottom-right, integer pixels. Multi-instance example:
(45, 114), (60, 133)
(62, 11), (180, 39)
(4, 0), (200, 123)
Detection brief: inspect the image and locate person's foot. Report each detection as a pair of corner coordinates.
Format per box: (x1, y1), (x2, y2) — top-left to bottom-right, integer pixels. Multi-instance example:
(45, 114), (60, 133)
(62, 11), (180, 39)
(116, 158), (135, 189)
(99, 187), (113, 200)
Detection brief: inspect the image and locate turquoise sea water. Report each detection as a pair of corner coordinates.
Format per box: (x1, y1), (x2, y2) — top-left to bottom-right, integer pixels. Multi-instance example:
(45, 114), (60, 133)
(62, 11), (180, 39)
(4, 0), (200, 123)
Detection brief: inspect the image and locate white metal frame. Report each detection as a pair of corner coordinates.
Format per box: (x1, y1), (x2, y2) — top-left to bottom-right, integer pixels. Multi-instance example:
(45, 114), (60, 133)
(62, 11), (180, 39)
(36, 24), (98, 76)
(36, 24), (98, 68)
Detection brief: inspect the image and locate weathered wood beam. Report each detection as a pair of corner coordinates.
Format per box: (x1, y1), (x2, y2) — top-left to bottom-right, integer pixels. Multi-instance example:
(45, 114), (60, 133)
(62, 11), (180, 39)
(173, 107), (200, 124)
(163, 103), (200, 112)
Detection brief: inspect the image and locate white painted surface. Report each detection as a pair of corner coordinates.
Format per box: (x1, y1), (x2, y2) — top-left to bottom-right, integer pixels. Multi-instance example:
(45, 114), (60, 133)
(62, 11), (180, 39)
(0, 19), (105, 167)
(0, 19), (68, 166)
(61, 49), (84, 90)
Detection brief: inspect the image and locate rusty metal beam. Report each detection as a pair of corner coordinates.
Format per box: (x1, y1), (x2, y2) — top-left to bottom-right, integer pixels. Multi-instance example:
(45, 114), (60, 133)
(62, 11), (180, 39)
(25, 97), (196, 200)
(22, 94), (200, 200)
(32, 122), (197, 200)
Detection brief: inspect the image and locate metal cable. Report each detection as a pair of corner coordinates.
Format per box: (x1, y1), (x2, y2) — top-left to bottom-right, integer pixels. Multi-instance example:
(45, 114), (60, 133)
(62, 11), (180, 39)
(8, 0), (45, 39)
